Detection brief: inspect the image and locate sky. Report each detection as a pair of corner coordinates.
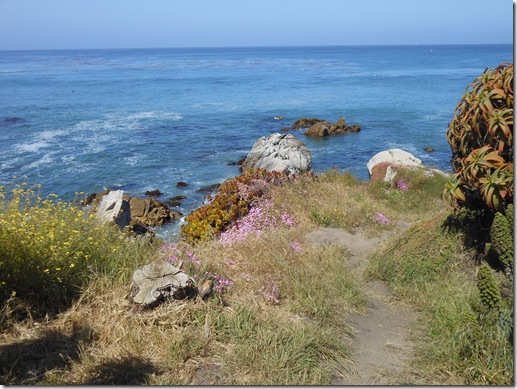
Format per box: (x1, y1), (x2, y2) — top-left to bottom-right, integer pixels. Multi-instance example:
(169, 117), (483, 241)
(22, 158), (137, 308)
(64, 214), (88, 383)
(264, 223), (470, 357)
(0, 0), (514, 50)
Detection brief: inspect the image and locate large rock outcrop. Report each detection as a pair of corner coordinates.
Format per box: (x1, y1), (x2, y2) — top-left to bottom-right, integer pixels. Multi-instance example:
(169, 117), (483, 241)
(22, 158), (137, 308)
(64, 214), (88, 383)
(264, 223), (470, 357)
(304, 117), (361, 137)
(241, 133), (312, 174)
(129, 196), (182, 227)
(94, 190), (182, 232)
(96, 190), (131, 229)
(292, 117), (323, 128)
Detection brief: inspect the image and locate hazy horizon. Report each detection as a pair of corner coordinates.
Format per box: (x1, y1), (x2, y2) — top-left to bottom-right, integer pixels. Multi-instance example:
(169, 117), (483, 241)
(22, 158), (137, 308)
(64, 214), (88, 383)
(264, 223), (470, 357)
(1, 0), (513, 51)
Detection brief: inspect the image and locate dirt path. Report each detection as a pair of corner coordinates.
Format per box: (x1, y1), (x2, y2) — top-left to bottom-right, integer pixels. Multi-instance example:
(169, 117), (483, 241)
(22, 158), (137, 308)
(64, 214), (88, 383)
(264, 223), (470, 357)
(306, 223), (425, 385)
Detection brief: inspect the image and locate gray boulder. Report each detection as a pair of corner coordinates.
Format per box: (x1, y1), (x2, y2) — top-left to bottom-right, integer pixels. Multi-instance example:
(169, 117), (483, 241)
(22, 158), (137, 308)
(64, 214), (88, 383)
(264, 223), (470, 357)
(241, 133), (312, 174)
(129, 261), (197, 310)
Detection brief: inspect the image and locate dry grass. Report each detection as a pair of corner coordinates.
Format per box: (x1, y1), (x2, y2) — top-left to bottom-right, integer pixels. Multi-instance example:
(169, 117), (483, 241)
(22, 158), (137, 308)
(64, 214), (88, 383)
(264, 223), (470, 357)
(0, 168), (454, 385)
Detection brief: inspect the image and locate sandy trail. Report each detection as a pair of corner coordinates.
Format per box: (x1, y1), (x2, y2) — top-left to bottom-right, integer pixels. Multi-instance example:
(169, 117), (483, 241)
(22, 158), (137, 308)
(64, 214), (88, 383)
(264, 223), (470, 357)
(306, 222), (425, 385)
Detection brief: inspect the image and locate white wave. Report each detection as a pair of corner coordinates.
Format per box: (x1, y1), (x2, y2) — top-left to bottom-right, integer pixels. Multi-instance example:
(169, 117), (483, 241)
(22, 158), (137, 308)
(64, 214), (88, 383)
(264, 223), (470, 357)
(22, 153), (54, 170)
(422, 112), (449, 121)
(122, 111), (183, 121)
(39, 129), (68, 140)
(15, 129), (67, 153)
(127, 111), (159, 120)
(16, 141), (51, 153)
(60, 155), (76, 163)
(64, 163), (94, 174)
(124, 154), (145, 166)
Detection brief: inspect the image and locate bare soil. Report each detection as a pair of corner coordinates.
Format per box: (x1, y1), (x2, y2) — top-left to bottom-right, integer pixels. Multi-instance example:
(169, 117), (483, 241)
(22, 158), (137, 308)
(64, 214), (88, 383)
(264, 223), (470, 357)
(306, 223), (427, 385)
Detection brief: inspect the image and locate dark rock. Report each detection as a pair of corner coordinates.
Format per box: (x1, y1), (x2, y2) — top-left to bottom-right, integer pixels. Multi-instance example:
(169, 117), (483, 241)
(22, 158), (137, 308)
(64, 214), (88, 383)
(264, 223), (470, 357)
(305, 121), (332, 136)
(304, 117), (361, 137)
(82, 189), (111, 206)
(131, 223), (149, 235)
(281, 127), (292, 132)
(144, 189), (162, 196)
(292, 117), (323, 128)
(424, 147), (435, 152)
(176, 181), (188, 188)
(1, 117), (26, 126)
(168, 201), (181, 207)
(170, 210), (183, 219)
(197, 183), (221, 193)
(274, 116), (285, 120)
(169, 195), (187, 201)
(129, 197), (181, 227)
(226, 158), (246, 166)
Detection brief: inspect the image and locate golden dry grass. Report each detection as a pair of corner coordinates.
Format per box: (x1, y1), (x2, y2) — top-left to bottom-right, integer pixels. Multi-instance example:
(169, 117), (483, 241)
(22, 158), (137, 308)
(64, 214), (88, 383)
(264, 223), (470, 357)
(1, 168), (458, 385)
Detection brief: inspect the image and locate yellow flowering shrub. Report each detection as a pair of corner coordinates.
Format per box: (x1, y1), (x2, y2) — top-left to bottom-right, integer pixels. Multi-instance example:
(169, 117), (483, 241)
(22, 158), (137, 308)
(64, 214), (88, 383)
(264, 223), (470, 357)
(0, 181), (156, 321)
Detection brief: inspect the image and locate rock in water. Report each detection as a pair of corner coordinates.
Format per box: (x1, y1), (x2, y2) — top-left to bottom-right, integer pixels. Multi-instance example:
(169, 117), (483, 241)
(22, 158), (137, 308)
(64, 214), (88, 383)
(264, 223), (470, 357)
(304, 117), (361, 137)
(241, 133), (312, 174)
(96, 190), (131, 229)
(292, 117), (323, 128)
(130, 261), (197, 310)
(366, 149), (423, 177)
(129, 196), (181, 227)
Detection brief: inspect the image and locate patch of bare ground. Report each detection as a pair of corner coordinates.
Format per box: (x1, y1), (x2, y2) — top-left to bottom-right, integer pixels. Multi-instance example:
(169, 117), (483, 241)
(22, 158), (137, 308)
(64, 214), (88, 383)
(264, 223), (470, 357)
(306, 221), (428, 385)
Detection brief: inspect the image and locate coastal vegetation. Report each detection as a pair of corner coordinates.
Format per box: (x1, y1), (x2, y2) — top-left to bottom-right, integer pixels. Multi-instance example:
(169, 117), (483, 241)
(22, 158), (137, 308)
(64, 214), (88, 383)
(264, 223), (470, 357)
(0, 63), (513, 385)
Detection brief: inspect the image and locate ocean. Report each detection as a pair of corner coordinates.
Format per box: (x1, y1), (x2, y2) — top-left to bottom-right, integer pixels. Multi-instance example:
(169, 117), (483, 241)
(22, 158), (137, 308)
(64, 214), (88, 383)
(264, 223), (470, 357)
(0, 44), (512, 240)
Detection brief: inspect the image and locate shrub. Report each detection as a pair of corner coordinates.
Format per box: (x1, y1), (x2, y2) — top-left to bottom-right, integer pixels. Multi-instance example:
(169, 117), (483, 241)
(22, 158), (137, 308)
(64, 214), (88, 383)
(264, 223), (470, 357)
(443, 63), (513, 211)
(0, 181), (157, 321)
(180, 169), (292, 242)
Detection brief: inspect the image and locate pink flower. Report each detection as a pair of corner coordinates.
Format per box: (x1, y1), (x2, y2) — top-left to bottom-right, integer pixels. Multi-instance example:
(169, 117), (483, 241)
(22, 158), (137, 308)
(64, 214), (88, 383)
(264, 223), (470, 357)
(210, 273), (234, 293)
(395, 179), (410, 192)
(224, 259), (238, 267)
(218, 197), (296, 245)
(371, 211), (390, 225)
(258, 276), (280, 304)
(160, 243), (177, 252)
(290, 240), (302, 253)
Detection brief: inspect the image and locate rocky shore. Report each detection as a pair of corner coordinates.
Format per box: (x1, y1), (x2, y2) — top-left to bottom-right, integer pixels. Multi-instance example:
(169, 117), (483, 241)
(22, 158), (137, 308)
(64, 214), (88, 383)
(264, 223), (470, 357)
(84, 114), (448, 241)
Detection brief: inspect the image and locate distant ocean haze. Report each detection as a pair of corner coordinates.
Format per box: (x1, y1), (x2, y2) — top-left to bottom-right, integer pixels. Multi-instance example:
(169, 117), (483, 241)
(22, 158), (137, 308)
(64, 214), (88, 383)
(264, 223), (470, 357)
(0, 45), (512, 241)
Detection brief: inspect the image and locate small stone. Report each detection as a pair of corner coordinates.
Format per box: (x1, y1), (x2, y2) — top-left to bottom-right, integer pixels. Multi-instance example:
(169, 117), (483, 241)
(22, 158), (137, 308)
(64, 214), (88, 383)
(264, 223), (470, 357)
(176, 181), (188, 188)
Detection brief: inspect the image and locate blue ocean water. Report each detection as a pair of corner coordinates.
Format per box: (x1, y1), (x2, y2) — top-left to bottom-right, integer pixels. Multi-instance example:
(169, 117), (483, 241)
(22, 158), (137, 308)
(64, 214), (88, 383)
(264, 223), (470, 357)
(0, 45), (512, 240)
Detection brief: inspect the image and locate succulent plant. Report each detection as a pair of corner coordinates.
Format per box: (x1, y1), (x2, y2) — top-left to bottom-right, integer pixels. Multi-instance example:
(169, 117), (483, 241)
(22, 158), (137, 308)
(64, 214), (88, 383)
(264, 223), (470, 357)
(181, 169), (291, 242)
(477, 262), (502, 311)
(443, 63), (513, 211)
(486, 206), (514, 269)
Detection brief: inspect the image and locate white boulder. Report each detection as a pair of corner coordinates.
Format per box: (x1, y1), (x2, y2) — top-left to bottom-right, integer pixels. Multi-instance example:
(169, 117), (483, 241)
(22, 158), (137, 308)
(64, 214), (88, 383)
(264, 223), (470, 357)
(367, 149), (423, 176)
(96, 189), (131, 229)
(241, 133), (312, 174)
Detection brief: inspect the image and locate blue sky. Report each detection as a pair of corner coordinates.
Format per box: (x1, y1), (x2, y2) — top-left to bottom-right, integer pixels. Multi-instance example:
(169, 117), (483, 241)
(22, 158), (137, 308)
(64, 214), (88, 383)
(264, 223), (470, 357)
(0, 0), (514, 50)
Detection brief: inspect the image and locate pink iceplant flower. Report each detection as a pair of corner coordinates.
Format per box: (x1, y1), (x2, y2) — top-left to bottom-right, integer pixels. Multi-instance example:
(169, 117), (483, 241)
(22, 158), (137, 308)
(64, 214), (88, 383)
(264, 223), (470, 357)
(371, 211), (391, 225)
(290, 240), (302, 253)
(258, 277), (280, 304)
(219, 197), (296, 245)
